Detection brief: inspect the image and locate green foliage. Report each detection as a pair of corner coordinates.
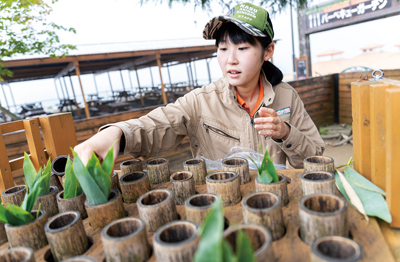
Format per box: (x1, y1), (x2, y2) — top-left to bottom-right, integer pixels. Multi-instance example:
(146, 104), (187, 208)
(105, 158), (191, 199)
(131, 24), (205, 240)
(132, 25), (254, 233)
(71, 146), (113, 205)
(63, 156), (83, 199)
(248, 145), (278, 183)
(193, 197), (256, 262)
(0, 154), (52, 226)
(335, 163), (392, 223)
(0, 0), (76, 81)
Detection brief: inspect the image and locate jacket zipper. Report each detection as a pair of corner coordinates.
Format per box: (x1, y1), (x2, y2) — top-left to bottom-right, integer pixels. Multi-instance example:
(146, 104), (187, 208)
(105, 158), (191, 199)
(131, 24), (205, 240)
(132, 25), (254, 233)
(203, 123), (240, 142)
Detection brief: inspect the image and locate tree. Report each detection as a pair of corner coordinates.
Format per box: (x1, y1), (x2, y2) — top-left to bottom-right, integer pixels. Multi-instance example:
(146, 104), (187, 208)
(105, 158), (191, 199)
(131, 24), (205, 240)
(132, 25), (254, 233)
(141, 0), (307, 14)
(0, 0), (76, 81)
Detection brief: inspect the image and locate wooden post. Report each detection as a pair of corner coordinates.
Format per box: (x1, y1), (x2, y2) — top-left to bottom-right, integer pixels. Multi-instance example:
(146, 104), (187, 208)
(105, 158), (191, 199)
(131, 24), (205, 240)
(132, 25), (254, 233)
(39, 113), (78, 161)
(386, 88), (400, 228)
(135, 68), (145, 106)
(0, 128), (14, 193)
(369, 83), (393, 190)
(74, 61), (90, 119)
(156, 52), (168, 104)
(68, 76), (82, 118)
(351, 81), (372, 180)
(23, 118), (46, 170)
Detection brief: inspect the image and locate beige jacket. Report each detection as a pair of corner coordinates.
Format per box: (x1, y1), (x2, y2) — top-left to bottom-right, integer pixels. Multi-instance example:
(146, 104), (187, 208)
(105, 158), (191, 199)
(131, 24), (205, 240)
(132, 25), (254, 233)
(111, 73), (325, 168)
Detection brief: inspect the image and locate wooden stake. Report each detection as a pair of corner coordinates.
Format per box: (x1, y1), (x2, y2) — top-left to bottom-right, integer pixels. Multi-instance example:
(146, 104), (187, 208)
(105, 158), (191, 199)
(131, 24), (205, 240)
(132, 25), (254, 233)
(74, 61), (90, 118)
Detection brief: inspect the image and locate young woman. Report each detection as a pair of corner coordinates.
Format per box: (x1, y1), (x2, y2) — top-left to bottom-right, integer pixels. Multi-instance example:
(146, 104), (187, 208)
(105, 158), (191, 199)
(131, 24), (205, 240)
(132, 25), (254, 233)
(74, 2), (324, 168)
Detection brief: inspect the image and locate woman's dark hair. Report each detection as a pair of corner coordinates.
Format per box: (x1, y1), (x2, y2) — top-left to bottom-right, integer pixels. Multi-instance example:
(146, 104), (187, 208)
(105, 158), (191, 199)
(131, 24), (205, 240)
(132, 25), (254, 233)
(215, 22), (283, 86)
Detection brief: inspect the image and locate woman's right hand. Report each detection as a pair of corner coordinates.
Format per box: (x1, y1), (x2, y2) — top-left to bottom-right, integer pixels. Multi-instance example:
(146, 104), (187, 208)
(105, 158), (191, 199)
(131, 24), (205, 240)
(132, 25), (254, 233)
(73, 126), (123, 166)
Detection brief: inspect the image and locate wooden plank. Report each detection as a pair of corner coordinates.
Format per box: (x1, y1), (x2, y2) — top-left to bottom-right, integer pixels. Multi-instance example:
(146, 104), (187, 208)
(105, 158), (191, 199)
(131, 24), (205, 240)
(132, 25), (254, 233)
(39, 113), (78, 161)
(23, 118), (47, 171)
(339, 117), (352, 124)
(0, 128), (15, 194)
(351, 81), (372, 180)
(386, 88), (400, 228)
(369, 83), (393, 191)
(0, 120), (24, 134)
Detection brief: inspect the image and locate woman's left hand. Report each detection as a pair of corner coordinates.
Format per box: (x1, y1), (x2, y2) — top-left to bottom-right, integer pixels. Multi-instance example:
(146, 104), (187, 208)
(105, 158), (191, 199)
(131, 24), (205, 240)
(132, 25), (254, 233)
(254, 107), (290, 140)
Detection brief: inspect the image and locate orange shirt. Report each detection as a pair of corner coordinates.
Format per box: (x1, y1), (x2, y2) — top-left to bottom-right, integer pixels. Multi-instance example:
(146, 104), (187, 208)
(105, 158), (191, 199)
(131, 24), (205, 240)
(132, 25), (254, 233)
(236, 76), (264, 117)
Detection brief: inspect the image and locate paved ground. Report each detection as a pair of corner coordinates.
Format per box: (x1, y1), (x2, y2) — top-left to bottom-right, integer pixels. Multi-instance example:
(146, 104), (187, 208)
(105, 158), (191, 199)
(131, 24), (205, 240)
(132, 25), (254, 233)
(323, 142), (353, 168)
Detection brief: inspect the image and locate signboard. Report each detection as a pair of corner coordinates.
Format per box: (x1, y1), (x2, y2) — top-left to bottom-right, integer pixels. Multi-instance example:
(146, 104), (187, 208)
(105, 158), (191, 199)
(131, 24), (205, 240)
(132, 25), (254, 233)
(295, 57), (309, 79)
(303, 0), (400, 34)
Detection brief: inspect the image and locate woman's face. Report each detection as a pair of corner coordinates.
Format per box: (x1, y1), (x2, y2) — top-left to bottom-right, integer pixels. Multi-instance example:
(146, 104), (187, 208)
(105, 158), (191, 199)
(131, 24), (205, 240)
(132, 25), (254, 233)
(217, 36), (273, 91)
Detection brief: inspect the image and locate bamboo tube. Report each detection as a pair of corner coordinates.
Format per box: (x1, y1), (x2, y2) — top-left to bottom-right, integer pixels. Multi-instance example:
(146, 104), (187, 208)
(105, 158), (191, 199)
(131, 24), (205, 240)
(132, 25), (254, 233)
(101, 217), (150, 262)
(183, 158), (208, 185)
(61, 256), (96, 262)
(5, 210), (48, 250)
(300, 171), (336, 196)
(44, 211), (89, 261)
(170, 171), (196, 205)
(304, 156), (335, 173)
(137, 189), (178, 232)
(119, 159), (143, 179)
(224, 224), (274, 262)
(146, 158), (170, 184)
(206, 171), (241, 206)
(242, 192), (285, 241)
(50, 174), (63, 190)
(119, 171), (151, 203)
(56, 191), (88, 219)
(0, 247), (35, 262)
(51, 155), (69, 177)
(33, 186), (59, 217)
(1, 185), (26, 207)
(255, 174), (289, 206)
(221, 157), (250, 185)
(153, 221), (199, 262)
(185, 193), (217, 226)
(310, 236), (362, 262)
(0, 222), (6, 246)
(299, 194), (348, 245)
(110, 171), (120, 192)
(85, 189), (126, 228)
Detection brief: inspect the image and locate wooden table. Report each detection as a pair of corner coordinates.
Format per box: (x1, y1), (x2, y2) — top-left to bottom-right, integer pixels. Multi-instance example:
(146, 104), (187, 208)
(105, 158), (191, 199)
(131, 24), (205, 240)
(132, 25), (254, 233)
(1, 169), (397, 261)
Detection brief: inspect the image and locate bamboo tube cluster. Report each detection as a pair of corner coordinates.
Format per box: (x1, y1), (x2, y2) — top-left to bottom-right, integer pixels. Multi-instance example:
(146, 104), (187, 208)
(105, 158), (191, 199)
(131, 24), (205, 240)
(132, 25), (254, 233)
(221, 157), (250, 184)
(206, 171), (241, 206)
(119, 159), (143, 179)
(183, 158), (208, 185)
(146, 158), (170, 184)
(44, 211), (89, 261)
(153, 221), (199, 262)
(120, 171), (151, 203)
(255, 174), (289, 205)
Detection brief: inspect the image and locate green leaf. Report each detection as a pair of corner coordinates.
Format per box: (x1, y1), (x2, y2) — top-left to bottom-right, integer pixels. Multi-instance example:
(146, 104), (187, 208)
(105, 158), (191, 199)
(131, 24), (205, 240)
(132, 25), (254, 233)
(344, 166), (386, 196)
(335, 173), (392, 223)
(71, 148), (108, 205)
(236, 230), (256, 262)
(39, 157), (52, 196)
(92, 161), (111, 200)
(0, 203), (35, 226)
(63, 156), (82, 199)
(23, 152), (37, 189)
(258, 170), (273, 184)
(21, 172), (48, 212)
(222, 240), (236, 262)
(101, 146), (114, 176)
(194, 197), (224, 262)
(257, 146), (278, 184)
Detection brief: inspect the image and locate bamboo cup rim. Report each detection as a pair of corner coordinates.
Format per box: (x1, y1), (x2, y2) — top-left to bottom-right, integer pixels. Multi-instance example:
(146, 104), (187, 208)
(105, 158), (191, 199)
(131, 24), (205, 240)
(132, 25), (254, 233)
(223, 224), (272, 257)
(153, 220), (198, 247)
(51, 155), (71, 176)
(311, 236), (362, 261)
(242, 191), (281, 212)
(185, 193), (218, 210)
(146, 158), (168, 165)
(2, 185), (26, 195)
(84, 189), (120, 207)
(5, 210), (47, 229)
(56, 190), (85, 202)
(119, 171), (148, 184)
(300, 171), (334, 182)
(0, 247), (34, 261)
(101, 217), (146, 241)
(170, 171), (193, 182)
(221, 157), (248, 167)
(61, 255), (97, 262)
(45, 211), (80, 233)
(183, 158), (205, 166)
(255, 173), (286, 185)
(120, 159), (142, 166)
(206, 171), (239, 183)
(37, 185), (58, 199)
(304, 156), (334, 165)
(299, 193), (347, 216)
(137, 189), (173, 208)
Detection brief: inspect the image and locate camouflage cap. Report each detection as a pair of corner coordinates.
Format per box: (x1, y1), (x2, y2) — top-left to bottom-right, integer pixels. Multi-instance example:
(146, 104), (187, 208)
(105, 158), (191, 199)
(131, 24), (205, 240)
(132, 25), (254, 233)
(203, 2), (274, 42)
